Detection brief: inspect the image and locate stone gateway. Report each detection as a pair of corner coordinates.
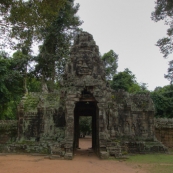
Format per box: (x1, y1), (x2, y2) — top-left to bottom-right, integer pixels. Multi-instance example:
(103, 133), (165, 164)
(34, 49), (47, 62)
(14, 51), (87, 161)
(0, 32), (167, 159)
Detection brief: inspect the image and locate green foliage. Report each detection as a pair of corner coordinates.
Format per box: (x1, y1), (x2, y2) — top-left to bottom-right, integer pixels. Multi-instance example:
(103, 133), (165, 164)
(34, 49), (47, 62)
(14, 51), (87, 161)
(101, 50), (118, 80)
(0, 101), (18, 120)
(12, 50), (31, 73)
(111, 68), (142, 93)
(12, 50), (33, 93)
(24, 94), (39, 111)
(79, 116), (92, 136)
(165, 60), (173, 84)
(13, 51), (41, 93)
(151, 85), (173, 118)
(151, 1), (173, 58)
(128, 83), (141, 93)
(0, 0), (66, 50)
(0, 0), (81, 118)
(0, 52), (24, 119)
(152, 2), (173, 83)
(27, 77), (41, 92)
(34, 0), (82, 90)
(139, 82), (148, 91)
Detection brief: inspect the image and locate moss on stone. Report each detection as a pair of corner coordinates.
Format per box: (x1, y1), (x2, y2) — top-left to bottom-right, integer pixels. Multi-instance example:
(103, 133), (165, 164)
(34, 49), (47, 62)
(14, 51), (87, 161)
(24, 94), (39, 111)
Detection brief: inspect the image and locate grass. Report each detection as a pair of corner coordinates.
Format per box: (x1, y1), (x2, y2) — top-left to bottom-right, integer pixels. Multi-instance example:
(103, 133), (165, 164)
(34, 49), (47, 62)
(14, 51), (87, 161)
(127, 154), (173, 173)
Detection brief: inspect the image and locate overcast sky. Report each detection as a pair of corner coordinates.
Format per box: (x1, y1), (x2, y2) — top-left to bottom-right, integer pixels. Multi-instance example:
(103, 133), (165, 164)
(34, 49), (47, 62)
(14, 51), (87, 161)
(75, 0), (172, 91)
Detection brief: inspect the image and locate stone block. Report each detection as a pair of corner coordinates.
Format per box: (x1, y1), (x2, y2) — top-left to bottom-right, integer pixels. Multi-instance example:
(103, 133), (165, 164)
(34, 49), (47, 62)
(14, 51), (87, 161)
(64, 152), (73, 160)
(100, 151), (109, 159)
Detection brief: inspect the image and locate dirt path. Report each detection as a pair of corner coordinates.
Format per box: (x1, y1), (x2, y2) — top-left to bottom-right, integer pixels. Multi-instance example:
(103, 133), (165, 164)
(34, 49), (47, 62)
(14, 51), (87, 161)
(0, 137), (147, 173)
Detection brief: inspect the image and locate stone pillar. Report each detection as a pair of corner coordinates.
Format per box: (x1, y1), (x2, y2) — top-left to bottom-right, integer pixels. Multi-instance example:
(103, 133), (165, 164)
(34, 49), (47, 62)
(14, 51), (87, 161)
(17, 104), (24, 139)
(64, 100), (75, 159)
(97, 102), (109, 159)
(148, 111), (155, 140)
(37, 107), (44, 141)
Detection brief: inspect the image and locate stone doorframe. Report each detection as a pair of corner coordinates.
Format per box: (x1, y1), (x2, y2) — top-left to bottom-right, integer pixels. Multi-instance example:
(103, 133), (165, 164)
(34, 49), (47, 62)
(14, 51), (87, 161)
(64, 93), (109, 159)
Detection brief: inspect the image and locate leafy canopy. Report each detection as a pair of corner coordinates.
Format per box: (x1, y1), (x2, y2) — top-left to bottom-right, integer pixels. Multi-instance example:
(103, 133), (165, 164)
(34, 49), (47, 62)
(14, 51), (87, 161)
(151, 85), (173, 118)
(79, 116), (92, 135)
(0, 52), (24, 119)
(151, 0), (173, 58)
(101, 50), (118, 80)
(34, 0), (82, 90)
(110, 68), (145, 93)
(165, 60), (173, 84)
(0, 0), (66, 50)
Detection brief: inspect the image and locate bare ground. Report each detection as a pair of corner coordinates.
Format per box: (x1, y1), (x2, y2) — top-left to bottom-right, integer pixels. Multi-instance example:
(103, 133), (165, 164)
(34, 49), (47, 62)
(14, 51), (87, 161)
(0, 137), (147, 173)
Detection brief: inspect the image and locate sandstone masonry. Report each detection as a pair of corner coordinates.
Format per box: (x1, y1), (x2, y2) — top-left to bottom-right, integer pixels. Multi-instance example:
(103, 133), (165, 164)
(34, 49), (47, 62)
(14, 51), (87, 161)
(0, 32), (167, 159)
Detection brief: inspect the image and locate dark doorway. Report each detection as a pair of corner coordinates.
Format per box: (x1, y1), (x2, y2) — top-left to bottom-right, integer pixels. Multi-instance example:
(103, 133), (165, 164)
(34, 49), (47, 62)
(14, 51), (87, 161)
(74, 101), (98, 155)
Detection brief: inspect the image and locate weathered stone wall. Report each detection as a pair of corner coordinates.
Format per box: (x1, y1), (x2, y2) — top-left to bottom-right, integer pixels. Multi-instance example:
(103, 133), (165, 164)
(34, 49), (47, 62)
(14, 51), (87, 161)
(0, 120), (17, 152)
(155, 118), (173, 148)
(0, 120), (17, 144)
(17, 92), (66, 141)
(109, 91), (155, 141)
(64, 32), (162, 157)
(0, 32), (168, 159)
(103, 91), (167, 154)
(11, 91), (68, 157)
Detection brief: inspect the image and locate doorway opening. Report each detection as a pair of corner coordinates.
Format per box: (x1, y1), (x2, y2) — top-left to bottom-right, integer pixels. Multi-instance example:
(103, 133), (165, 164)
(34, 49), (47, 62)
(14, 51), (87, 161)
(74, 101), (98, 156)
(79, 116), (92, 151)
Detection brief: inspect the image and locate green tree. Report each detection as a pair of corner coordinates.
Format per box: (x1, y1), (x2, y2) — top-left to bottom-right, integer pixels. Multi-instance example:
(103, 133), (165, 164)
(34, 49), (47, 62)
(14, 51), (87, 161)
(0, 0), (66, 51)
(111, 68), (141, 93)
(79, 116), (92, 137)
(165, 60), (173, 84)
(151, 1), (173, 58)
(101, 50), (118, 80)
(151, 85), (173, 118)
(34, 0), (82, 91)
(12, 50), (33, 93)
(139, 82), (148, 91)
(27, 77), (42, 92)
(0, 0), (68, 94)
(0, 52), (24, 119)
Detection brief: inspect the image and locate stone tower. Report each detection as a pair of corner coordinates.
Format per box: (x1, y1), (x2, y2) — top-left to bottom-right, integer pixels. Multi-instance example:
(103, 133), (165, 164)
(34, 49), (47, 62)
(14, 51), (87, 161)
(61, 31), (120, 158)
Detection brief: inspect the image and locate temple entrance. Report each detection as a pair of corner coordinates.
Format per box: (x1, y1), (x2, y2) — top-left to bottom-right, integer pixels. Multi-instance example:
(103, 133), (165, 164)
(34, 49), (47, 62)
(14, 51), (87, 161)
(74, 101), (99, 156)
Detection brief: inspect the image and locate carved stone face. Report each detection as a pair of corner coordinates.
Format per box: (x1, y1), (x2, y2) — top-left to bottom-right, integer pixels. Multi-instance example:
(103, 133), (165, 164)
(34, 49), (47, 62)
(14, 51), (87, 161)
(75, 53), (93, 75)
